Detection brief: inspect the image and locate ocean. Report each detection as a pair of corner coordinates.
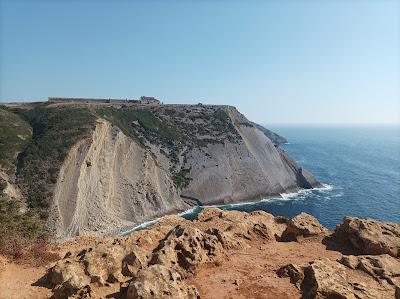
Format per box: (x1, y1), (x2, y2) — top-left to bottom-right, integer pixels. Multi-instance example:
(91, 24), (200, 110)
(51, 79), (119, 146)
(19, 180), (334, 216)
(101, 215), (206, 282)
(122, 125), (400, 235)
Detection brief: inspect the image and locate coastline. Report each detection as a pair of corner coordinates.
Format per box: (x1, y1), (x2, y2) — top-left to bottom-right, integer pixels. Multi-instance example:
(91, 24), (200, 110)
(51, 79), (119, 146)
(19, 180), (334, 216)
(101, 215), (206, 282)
(119, 183), (333, 236)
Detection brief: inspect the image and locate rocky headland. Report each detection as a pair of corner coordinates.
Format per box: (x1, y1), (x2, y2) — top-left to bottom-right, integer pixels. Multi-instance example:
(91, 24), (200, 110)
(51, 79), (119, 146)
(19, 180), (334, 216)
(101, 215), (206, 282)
(0, 101), (319, 239)
(2, 100), (398, 299)
(1, 208), (398, 299)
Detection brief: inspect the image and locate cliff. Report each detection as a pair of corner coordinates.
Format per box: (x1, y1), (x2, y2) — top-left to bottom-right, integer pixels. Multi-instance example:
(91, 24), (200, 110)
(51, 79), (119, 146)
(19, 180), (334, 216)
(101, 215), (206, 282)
(0, 102), (320, 238)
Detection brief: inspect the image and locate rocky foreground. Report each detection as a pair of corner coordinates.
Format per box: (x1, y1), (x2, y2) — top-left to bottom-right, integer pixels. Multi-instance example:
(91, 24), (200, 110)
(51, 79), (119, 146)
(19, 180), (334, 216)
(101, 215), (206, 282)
(2, 208), (400, 299)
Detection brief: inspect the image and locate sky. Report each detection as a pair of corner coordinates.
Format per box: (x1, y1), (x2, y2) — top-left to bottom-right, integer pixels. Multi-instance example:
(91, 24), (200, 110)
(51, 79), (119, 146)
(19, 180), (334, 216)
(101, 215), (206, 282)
(0, 0), (399, 124)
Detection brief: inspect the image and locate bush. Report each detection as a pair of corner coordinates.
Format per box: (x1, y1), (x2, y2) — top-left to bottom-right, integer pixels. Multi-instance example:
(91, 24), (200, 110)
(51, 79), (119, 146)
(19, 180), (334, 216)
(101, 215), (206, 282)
(172, 168), (193, 189)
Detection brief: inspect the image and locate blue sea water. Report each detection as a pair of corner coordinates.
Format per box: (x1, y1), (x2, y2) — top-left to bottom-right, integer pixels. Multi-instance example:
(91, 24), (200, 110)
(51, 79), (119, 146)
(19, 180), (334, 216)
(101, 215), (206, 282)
(265, 125), (400, 228)
(122, 125), (400, 235)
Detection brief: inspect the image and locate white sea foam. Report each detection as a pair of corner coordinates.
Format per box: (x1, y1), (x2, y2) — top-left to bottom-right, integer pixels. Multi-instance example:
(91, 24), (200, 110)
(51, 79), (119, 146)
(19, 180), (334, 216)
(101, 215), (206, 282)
(120, 218), (161, 236)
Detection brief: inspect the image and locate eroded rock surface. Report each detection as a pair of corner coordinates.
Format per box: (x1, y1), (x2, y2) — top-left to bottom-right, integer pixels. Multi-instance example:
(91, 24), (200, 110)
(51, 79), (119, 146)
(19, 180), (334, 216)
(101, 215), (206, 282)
(43, 209), (400, 299)
(276, 263), (304, 288)
(340, 254), (400, 287)
(301, 259), (387, 299)
(126, 265), (200, 299)
(276, 259), (395, 299)
(281, 212), (328, 241)
(335, 216), (400, 257)
(150, 225), (225, 274)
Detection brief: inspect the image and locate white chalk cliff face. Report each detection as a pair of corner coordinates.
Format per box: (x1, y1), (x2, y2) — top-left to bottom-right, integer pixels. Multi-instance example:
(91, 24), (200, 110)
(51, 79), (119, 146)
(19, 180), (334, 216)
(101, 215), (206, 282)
(52, 120), (185, 238)
(52, 107), (320, 238)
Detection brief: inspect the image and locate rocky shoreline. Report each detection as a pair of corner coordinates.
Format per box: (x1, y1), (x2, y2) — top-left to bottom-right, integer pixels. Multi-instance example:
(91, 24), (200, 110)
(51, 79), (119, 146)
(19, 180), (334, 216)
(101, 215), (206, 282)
(19, 208), (398, 299)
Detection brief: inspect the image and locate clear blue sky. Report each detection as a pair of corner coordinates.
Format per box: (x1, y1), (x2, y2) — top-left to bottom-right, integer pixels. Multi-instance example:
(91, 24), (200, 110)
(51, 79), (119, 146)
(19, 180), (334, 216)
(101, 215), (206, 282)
(1, 0), (399, 124)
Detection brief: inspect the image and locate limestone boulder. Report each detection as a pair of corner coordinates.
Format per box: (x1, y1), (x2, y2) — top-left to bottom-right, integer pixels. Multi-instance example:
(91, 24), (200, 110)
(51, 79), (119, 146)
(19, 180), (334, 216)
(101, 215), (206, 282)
(49, 260), (91, 299)
(301, 259), (386, 299)
(277, 258), (395, 298)
(81, 244), (127, 284)
(276, 263), (304, 289)
(150, 224), (225, 274)
(340, 254), (400, 287)
(126, 265), (200, 299)
(335, 217), (400, 257)
(196, 208), (223, 222)
(281, 213), (328, 241)
(47, 242), (146, 298)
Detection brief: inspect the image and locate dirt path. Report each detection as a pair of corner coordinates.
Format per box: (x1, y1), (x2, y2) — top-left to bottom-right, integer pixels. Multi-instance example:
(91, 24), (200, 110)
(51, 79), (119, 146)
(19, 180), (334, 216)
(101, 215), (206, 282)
(186, 236), (341, 299)
(0, 257), (50, 299)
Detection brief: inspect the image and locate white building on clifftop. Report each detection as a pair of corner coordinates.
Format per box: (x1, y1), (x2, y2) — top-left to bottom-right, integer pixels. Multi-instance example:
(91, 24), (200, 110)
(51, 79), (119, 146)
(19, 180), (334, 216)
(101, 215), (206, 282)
(139, 96), (160, 105)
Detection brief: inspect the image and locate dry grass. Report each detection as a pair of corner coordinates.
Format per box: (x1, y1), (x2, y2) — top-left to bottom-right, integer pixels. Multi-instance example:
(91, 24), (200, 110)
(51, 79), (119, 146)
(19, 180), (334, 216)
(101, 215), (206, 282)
(0, 228), (60, 267)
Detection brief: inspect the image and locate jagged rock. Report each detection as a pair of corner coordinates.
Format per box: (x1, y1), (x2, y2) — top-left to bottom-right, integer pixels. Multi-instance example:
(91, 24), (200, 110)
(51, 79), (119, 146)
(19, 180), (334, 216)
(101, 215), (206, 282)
(196, 208), (223, 222)
(224, 221), (275, 242)
(197, 209), (276, 243)
(49, 260), (90, 299)
(205, 227), (244, 249)
(281, 213), (328, 241)
(81, 244), (127, 284)
(301, 259), (386, 299)
(69, 285), (92, 299)
(335, 217), (400, 257)
(126, 265), (200, 299)
(47, 242), (147, 298)
(122, 251), (146, 277)
(274, 215), (289, 224)
(276, 264), (304, 288)
(340, 254), (400, 287)
(150, 225), (225, 274)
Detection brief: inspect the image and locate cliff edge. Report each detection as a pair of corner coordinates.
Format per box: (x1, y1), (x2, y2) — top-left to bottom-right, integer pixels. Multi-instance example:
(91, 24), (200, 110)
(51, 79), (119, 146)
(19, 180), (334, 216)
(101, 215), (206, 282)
(2, 209), (398, 299)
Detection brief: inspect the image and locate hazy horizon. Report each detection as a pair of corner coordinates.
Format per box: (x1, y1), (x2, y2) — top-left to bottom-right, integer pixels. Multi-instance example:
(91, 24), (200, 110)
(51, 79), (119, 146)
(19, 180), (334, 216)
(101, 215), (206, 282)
(1, 0), (399, 125)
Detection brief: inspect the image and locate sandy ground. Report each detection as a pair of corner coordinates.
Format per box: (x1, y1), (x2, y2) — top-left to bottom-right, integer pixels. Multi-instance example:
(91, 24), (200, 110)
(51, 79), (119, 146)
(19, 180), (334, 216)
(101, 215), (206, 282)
(0, 256), (50, 299)
(186, 236), (341, 299)
(0, 236), (107, 299)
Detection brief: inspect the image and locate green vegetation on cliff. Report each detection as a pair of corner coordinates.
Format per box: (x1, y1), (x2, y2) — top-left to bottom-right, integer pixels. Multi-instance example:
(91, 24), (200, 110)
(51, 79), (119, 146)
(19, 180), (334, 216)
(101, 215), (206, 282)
(13, 104), (96, 212)
(2, 103), (244, 214)
(0, 107), (32, 175)
(172, 168), (193, 189)
(0, 102), (253, 240)
(97, 106), (188, 144)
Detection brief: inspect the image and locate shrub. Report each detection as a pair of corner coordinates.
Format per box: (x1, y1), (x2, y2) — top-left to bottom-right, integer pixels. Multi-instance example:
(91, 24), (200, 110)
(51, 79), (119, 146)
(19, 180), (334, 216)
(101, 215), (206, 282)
(172, 168), (193, 189)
